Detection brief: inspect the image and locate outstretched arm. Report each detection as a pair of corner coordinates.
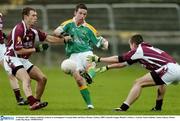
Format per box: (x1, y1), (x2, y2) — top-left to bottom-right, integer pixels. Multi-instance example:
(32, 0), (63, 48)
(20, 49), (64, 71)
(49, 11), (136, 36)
(99, 56), (119, 63)
(46, 35), (71, 44)
(87, 55), (119, 64)
(95, 62), (128, 73)
(87, 54), (128, 73)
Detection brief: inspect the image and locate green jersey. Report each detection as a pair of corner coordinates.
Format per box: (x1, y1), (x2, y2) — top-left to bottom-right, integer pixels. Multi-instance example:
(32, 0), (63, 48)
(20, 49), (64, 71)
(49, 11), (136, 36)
(59, 18), (103, 57)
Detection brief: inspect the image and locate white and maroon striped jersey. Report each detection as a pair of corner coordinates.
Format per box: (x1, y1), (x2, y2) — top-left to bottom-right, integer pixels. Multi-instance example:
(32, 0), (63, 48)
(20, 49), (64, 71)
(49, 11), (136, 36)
(5, 20), (47, 59)
(118, 42), (176, 71)
(0, 14), (4, 44)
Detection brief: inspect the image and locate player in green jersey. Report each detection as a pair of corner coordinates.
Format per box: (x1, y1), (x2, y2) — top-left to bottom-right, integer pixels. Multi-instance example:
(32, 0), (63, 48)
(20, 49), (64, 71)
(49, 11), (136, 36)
(53, 3), (108, 109)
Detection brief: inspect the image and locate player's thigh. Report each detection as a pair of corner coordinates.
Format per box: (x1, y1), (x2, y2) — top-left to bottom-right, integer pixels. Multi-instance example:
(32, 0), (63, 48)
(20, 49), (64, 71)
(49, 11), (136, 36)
(29, 66), (46, 81)
(135, 73), (156, 87)
(16, 68), (31, 82)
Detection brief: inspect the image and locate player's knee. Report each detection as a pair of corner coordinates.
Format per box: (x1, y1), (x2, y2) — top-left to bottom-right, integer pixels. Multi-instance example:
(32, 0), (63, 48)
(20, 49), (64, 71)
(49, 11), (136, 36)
(73, 73), (84, 85)
(42, 76), (47, 84)
(74, 75), (83, 82)
(134, 79), (143, 87)
(38, 75), (47, 85)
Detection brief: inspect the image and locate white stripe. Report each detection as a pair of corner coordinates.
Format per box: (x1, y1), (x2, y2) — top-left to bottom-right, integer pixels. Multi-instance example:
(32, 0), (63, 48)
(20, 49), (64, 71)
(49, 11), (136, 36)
(145, 56), (166, 63)
(31, 28), (39, 42)
(22, 20), (27, 38)
(143, 57), (162, 67)
(11, 25), (18, 57)
(131, 45), (143, 60)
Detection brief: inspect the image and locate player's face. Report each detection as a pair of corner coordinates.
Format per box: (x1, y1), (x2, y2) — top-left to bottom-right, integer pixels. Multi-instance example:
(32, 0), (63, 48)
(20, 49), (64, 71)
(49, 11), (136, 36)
(129, 40), (136, 50)
(74, 8), (87, 25)
(26, 10), (38, 26)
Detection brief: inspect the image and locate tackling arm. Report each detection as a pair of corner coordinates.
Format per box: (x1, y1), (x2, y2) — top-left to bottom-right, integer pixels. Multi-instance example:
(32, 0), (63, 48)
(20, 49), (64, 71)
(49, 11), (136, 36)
(99, 56), (119, 63)
(46, 35), (71, 44)
(95, 61), (128, 73)
(16, 48), (36, 55)
(107, 62), (127, 69)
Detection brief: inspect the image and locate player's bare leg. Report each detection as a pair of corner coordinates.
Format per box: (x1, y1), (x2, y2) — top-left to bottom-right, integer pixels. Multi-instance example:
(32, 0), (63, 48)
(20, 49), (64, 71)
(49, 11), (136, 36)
(115, 73), (156, 111)
(151, 85), (166, 111)
(0, 61), (28, 105)
(15, 67), (47, 110)
(73, 71), (94, 109)
(80, 63), (96, 85)
(8, 75), (28, 105)
(28, 66), (47, 101)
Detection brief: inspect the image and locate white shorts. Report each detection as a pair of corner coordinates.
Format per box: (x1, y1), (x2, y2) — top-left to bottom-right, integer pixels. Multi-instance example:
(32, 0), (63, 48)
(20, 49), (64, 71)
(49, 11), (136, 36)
(4, 56), (33, 75)
(69, 51), (94, 71)
(0, 44), (6, 61)
(155, 63), (180, 85)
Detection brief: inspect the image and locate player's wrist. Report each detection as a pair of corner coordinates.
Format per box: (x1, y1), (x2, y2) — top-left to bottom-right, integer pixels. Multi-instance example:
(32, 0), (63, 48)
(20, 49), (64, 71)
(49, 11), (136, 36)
(98, 57), (101, 62)
(63, 37), (66, 44)
(106, 65), (109, 70)
(35, 47), (41, 52)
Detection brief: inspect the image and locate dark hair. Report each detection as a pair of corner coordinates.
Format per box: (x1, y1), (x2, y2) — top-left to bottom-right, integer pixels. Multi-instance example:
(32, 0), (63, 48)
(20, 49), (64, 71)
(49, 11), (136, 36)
(75, 3), (87, 12)
(22, 7), (36, 19)
(130, 34), (144, 45)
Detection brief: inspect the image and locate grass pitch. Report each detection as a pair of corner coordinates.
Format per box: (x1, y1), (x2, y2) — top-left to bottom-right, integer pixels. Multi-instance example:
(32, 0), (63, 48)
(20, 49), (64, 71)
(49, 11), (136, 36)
(0, 65), (180, 115)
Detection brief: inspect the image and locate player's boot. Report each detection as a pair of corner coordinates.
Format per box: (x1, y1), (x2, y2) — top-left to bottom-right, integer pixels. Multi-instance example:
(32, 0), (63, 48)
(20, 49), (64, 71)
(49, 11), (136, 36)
(87, 104), (94, 109)
(80, 71), (93, 84)
(113, 107), (126, 112)
(151, 107), (161, 111)
(113, 103), (129, 111)
(17, 97), (29, 105)
(29, 101), (48, 110)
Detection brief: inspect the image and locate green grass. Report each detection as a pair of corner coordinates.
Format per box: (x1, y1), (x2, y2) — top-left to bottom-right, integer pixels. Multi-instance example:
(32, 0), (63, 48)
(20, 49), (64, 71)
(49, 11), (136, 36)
(0, 65), (180, 115)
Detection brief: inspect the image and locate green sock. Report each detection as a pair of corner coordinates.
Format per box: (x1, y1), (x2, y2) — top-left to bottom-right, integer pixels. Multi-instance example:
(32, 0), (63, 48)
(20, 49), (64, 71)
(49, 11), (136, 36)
(87, 67), (96, 78)
(80, 88), (92, 105)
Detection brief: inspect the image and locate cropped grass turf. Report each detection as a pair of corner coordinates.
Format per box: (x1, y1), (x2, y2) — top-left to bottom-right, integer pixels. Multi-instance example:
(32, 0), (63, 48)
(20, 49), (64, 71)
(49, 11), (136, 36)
(0, 65), (180, 115)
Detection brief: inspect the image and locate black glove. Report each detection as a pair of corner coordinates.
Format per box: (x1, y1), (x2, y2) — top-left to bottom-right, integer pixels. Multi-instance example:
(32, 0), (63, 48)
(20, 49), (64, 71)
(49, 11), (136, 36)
(62, 32), (73, 37)
(3, 32), (7, 40)
(35, 43), (49, 52)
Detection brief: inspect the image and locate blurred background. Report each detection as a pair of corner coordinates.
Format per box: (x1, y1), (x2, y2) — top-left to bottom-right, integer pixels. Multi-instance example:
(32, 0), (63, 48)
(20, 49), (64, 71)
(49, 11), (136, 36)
(1, 0), (180, 67)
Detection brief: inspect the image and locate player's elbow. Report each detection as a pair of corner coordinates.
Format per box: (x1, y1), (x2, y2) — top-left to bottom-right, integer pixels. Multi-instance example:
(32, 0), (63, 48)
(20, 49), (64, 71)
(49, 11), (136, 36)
(53, 30), (60, 36)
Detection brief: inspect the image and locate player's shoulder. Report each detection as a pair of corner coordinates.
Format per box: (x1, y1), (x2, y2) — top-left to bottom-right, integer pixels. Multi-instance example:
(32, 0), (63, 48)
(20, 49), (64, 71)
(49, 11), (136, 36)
(61, 19), (73, 26)
(14, 22), (25, 33)
(85, 23), (98, 35)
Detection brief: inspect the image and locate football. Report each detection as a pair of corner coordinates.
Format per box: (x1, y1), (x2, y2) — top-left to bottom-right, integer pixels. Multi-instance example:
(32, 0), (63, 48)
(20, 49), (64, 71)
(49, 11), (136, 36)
(61, 59), (77, 74)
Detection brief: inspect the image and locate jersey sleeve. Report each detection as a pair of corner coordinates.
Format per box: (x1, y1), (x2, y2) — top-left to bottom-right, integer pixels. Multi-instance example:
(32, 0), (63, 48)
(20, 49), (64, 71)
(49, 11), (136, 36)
(118, 49), (138, 65)
(37, 29), (47, 42)
(86, 23), (104, 48)
(0, 15), (3, 41)
(57, 19), (73, 34)
(0, 30), (3, 42)
(0, 14), (3, 31)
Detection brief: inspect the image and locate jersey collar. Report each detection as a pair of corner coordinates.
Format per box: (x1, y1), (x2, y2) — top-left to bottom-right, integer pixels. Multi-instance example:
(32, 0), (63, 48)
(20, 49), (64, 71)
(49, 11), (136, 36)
(73, 17), (86, 27)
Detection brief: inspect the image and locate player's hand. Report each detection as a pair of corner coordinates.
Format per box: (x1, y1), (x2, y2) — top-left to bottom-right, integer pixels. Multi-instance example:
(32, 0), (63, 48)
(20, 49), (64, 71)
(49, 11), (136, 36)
(95, 66), (108, 73)
(87, 54), (100, 62)
(35, 43), (49, 52)
(61, 32), (73, 43)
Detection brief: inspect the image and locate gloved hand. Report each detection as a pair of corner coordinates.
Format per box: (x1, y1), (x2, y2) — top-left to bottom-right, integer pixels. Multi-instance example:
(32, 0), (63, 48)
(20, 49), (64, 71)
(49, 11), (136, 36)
(3, 32), (7, 39)
(95, 66), (108, 73)
(35, 43), (49, 52)
(87, 54), (100, 62)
